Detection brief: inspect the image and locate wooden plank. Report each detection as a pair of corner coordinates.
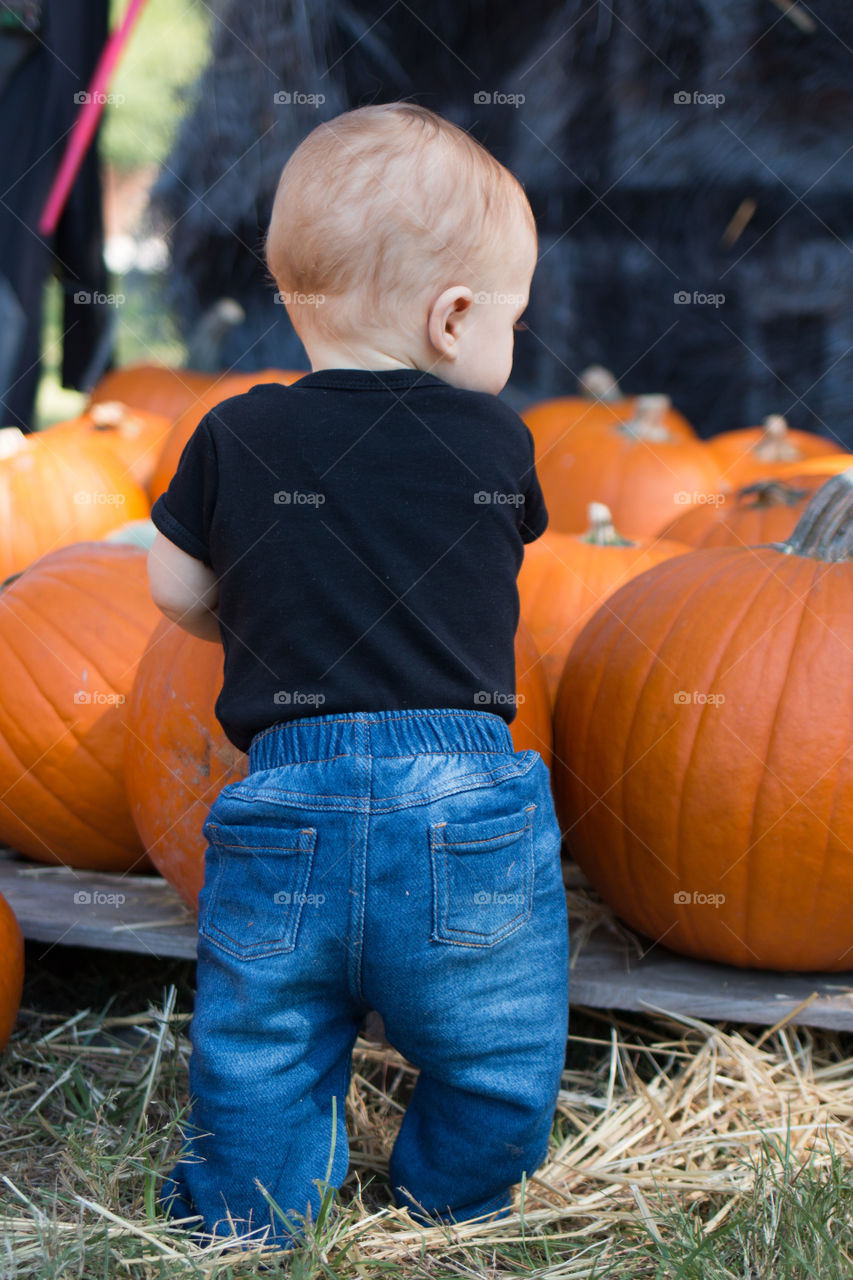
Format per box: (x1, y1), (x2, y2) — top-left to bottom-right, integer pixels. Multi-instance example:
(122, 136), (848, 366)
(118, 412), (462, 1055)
(3, 847), (853, 1029)
(569, 933), (853, 1032)
(0, 846), (198, 960)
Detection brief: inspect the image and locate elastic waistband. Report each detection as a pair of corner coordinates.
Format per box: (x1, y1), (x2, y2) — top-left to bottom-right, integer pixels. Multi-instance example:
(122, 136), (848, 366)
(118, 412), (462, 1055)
(248, 708), (515, 771)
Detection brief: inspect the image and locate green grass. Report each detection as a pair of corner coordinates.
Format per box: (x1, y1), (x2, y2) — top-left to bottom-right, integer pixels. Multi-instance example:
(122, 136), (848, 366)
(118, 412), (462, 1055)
(35, 271), (185, 429)
(101, 0), (211, 175)
(3, 942), (853, 1279)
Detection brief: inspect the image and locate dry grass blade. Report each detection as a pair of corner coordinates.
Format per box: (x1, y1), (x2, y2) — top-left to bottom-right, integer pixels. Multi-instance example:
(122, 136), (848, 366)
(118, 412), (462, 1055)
(1, 945), (853, 1276)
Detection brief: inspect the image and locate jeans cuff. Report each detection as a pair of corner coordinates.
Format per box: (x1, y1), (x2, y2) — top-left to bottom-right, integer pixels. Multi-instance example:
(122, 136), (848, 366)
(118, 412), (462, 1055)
(409, 1187), (513, 1227)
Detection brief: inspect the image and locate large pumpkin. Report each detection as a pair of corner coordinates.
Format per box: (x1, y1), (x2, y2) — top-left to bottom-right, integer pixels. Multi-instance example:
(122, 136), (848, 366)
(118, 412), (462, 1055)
(88, 363), (257, 422)
(553, 470), (853, 971)
(45, 402), (173, 492)
(0, 427), (149, 581)
(530, 395), (722, 539)
(518, 503), (690, 703)
(509, 618), (553, 768)
(0, 891), (24, 1053)
(707, 415), (845, 489)
(148, 369), (304, 502)
(775, 453), (853, 480)
(124, 619), (247, 908)
(0, 543), (161, 870)
(523, 367), (696, 461)
(656, 475), (827, 549)
(126, 619), (554, 908)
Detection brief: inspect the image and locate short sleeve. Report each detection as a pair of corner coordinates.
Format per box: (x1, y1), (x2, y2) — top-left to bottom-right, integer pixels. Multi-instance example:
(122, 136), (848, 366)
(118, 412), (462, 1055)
(518, 426), (549, 543)
(149, 414), (217, 566)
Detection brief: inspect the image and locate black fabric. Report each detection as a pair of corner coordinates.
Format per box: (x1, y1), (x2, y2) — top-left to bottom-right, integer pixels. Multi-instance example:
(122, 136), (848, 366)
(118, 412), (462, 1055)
(150, 368), (548, 753)
(0, 0), (110, 430)
(149, 0), (853, 445)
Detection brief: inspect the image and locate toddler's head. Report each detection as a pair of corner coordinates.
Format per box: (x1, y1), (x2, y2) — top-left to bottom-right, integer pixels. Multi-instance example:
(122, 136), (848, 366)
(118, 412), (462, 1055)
(265, 102), (537, 394)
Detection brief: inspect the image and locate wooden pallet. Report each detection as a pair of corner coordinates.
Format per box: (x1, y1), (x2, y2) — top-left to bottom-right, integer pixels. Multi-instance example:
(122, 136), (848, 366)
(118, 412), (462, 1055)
(3, 846), (853, 1030)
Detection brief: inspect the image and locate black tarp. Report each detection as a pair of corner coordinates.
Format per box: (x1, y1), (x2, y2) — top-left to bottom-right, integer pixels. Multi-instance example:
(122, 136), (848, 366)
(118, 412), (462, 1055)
(0, 0), (110, 430)
(149, 0), (853, 444)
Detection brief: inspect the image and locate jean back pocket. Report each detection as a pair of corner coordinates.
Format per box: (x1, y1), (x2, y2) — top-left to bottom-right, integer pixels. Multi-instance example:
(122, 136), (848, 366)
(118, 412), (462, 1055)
(198, 820), (318, 960)
(429, 805), (535, 947)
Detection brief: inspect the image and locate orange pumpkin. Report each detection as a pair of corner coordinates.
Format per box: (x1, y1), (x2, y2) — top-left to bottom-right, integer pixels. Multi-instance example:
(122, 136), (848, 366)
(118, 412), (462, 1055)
(0, 543), (161, 870)
(0, 427), (149, 581)
(553, 469), (853, 971)
(656, 475), (827, 549)
(510, 619), (553, 768)
(148, 369), (304, 502)
(88, 363), (258, 422)
(0, 891), (24, 1053)
(45, 401), (173, 491)
(126, 619), (554, 909)
(530, 395), (723, 539)
(518, 503), (690, 703)
(774, 452), (853, 480)
(523, 368), (696, 463)
(124, 619), (249, 907)
(707, 414), (845, 489)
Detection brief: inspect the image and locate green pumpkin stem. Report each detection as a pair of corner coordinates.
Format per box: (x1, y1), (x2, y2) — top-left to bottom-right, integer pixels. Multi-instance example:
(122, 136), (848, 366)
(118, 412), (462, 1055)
(778, 469), (853, 561)
(581, 502), (636, 547)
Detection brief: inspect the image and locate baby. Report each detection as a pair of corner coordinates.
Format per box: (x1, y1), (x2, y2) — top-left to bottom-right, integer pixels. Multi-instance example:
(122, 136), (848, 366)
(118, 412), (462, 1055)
(150, 101), (570, 1253)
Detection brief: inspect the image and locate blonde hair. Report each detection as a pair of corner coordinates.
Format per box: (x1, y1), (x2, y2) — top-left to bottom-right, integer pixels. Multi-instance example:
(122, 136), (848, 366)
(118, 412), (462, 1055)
(265, 102), (536, 337)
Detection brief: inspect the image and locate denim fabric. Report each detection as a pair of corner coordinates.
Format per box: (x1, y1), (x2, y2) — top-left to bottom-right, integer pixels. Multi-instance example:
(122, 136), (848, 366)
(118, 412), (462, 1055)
(158, 708), (570, 1252)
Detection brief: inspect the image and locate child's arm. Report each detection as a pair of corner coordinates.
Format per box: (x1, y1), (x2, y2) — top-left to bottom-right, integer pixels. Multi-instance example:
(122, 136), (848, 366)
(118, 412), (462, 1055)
(147, 531), (221, 644)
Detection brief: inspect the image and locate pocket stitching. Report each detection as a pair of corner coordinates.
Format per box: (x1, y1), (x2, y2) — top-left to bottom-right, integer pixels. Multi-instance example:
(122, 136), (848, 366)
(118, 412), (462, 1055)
(200, 827), (318, 959)
(429, 805), (535, 948)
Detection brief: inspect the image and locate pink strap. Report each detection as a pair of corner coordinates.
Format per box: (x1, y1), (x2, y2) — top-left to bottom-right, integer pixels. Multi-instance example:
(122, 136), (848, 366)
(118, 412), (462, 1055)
(37, 0), (149, 237)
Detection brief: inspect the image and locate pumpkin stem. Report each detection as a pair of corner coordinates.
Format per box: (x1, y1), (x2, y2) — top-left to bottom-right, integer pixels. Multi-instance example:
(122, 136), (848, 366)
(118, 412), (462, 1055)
(578, 366), (621, 401)
(778, 468), (853, 561)
(88, 401), (146, 441)
(0, 427), (28, 459)
(737, 478), (810, 507)
(750, 414), (802, 463)
(89, 401), (125, 428)
(621, 394), (673, 443)
(581, 501), (636, 546)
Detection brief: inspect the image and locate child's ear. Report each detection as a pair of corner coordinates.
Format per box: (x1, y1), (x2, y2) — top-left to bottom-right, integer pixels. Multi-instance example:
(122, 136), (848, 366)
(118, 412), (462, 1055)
(427, 286), (473, 359)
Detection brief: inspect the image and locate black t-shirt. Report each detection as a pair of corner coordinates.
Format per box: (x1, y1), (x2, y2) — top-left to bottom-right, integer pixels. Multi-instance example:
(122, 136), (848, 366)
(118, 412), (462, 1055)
(150, 368), (548, 753)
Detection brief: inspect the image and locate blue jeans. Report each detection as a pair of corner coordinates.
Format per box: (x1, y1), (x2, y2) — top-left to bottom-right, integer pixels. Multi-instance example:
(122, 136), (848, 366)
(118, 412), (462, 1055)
(158, 708), (570, 1251)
